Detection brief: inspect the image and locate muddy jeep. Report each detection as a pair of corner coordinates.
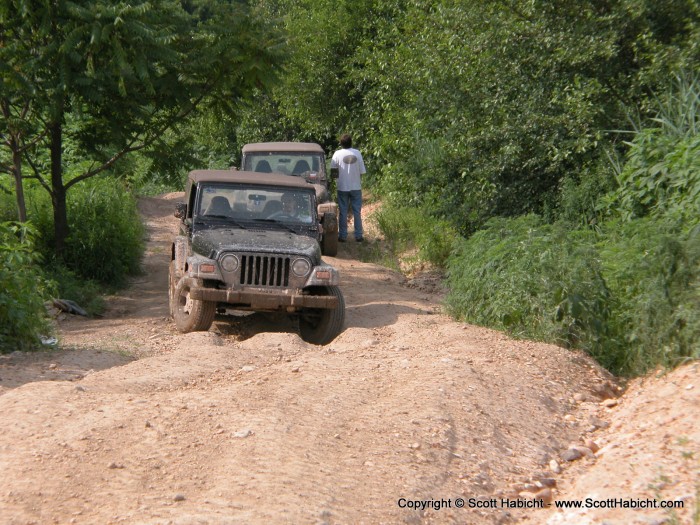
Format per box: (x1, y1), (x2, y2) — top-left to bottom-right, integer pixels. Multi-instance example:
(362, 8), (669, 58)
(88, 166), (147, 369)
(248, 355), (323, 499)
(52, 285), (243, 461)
(241, 142), (339, 256)
(169, 170), (345, 345)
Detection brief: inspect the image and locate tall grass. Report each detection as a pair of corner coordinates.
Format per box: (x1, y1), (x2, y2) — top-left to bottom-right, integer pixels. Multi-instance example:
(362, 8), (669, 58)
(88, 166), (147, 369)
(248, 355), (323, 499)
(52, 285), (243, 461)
(26, 178), (145, 286)
(605, 73), (700, 221)
(0, 176), (144, 326)
(373, 204), (457, 268)
(445, 216), (613, 354)
(599, 218), (700, 373)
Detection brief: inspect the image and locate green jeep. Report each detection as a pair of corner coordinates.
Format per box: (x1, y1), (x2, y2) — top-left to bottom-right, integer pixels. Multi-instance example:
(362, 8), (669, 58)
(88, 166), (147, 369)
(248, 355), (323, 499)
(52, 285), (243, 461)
(169, 170), (345, 345)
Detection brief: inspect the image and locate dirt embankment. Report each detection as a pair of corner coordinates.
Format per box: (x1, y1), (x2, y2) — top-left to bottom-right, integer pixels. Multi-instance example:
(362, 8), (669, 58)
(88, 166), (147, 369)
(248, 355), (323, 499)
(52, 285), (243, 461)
(0, 194), (697, 525)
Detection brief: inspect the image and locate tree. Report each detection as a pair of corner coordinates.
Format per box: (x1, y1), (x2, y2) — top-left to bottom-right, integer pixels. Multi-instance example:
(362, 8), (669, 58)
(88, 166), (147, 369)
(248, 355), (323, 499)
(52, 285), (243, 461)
(243, 0), (699, 233)
(0, 98), (42, 223)
(336, 0), (700, 230)
(0, 2), (46, 223)
(0, 0), (283, 255)
(236, 0), (392, 149)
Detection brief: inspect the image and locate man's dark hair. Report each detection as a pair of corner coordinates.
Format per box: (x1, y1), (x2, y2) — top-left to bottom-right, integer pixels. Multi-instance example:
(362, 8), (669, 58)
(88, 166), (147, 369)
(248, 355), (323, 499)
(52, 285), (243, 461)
(340, 133), (352, 148)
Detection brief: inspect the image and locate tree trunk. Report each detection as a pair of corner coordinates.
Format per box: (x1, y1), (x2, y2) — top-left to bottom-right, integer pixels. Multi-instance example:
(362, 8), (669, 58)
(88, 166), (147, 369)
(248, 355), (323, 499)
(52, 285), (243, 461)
(49, 121), (68, 257)
(10, 137), (27, 222)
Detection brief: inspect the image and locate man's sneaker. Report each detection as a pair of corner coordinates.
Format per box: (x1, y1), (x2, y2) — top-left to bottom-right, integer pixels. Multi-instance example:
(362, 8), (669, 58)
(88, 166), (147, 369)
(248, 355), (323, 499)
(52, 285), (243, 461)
(355, 237), (364, 243)
(338, 237), (347, 243)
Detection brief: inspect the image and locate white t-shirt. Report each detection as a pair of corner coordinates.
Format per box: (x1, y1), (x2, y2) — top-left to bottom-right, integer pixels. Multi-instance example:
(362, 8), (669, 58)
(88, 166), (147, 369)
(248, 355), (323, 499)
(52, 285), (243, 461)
(331, 147), (366, 192)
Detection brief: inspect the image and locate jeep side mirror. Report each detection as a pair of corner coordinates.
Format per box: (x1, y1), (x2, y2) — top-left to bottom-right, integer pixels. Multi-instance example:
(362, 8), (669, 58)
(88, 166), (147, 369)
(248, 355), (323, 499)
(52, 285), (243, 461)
(174, 202), (187, 220)
(330, 167), (339, 180)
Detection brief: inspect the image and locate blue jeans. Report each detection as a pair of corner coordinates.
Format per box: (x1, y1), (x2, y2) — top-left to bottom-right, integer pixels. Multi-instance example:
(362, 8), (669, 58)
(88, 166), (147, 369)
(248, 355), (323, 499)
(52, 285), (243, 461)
(337, 190), (363, 240)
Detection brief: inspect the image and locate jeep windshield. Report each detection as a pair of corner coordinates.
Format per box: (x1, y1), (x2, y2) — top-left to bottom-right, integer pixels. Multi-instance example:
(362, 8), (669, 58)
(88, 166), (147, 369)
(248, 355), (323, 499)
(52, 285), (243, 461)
(194, 183), (316, 228)
(243, 152), (326, 180)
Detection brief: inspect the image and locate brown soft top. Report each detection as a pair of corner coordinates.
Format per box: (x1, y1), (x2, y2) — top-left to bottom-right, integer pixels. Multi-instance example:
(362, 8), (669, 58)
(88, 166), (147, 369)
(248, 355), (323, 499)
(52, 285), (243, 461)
(242, 142), (324, 154)
(188, 170), (314, 190)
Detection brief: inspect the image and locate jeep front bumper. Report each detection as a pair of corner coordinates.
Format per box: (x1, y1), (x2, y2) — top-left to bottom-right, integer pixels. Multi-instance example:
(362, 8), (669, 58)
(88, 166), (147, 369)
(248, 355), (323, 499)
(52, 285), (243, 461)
(184, 278), (339, 310)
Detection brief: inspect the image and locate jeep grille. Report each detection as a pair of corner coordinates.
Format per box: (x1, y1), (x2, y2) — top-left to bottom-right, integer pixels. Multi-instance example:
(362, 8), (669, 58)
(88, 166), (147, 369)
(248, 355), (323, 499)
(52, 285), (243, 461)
(240, 254), (290, 287)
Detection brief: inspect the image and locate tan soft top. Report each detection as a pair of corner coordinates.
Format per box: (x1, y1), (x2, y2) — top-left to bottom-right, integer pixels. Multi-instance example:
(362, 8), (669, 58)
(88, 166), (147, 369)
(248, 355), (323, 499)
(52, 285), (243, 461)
(187, 170), (314, 190)
(242, 142), (324, 154)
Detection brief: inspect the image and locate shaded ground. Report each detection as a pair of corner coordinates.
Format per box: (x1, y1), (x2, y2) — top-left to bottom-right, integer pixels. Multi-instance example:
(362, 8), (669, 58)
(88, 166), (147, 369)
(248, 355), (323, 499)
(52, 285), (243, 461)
(0, 193), (696, 524)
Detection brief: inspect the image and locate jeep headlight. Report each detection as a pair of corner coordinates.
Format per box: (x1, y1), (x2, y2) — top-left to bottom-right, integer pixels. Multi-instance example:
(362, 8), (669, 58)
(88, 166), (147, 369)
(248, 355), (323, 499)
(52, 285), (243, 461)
(220, 254), (239, 273)
(291, 258), (311, 277)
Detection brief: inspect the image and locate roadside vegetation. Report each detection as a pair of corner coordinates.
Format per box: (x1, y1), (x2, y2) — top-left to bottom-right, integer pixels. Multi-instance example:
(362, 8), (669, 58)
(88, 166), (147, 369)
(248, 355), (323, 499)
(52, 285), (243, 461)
(445, 77), (700, 376)
(2, 0), (698, 375)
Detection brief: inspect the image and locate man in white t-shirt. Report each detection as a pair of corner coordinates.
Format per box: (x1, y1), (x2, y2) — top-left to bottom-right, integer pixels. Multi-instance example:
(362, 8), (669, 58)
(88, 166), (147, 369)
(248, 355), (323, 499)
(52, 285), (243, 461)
(331, 133), (366, 242)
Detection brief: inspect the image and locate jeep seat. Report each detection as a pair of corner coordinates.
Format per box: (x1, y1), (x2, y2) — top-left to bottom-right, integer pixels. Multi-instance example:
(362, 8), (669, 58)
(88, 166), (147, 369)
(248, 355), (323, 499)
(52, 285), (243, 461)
(255, 160), (272, 173)
(292, 160), (311, 176)
(205, 196), (232, 216)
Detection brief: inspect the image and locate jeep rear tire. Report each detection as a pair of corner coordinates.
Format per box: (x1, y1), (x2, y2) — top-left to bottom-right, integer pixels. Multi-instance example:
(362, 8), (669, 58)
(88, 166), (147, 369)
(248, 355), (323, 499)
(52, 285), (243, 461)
(321, 230), (338, 257)
(298, 286), (345, 345)
(173, 277), (216, 333)
(320, 211), (339, 257)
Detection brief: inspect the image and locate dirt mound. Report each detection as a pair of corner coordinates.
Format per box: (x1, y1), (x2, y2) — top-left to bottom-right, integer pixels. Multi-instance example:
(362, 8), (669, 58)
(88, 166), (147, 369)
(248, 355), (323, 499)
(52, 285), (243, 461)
(524, 362), (699, 525)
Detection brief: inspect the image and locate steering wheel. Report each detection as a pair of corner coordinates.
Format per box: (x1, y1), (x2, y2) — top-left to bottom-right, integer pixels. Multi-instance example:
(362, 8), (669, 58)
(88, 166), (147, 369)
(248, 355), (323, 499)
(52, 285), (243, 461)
(268, 212), (294, 220)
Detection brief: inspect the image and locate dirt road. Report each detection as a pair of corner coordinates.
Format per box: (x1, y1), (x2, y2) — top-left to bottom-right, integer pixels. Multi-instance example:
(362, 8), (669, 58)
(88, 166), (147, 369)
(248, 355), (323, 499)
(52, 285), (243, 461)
(0, 194), (697, 524)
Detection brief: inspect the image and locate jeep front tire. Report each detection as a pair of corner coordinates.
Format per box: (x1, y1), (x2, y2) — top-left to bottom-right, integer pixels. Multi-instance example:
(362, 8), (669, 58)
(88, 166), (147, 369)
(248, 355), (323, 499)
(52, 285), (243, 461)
(172, 277), (216, 332)
(298, 285), (345, 344)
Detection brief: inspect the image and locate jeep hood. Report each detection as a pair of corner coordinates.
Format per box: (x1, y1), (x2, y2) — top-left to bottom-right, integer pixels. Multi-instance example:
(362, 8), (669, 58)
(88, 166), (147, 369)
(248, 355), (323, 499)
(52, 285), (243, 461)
(192, 228), (322, 262)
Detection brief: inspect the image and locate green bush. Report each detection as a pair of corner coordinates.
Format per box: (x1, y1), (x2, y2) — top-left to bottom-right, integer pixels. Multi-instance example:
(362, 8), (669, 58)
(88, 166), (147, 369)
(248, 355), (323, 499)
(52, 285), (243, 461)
(445, 215), (611, 351)
(0, 222), (54, 352)
(28, 179), (145, 286)
(599, 217), (700, 374)
(445, 214), (699, 376)
(0, 177), (144, 320)
(444, 74), (700, 376)
(556, 157), (616, 227)
(606, 129), (700, 221)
